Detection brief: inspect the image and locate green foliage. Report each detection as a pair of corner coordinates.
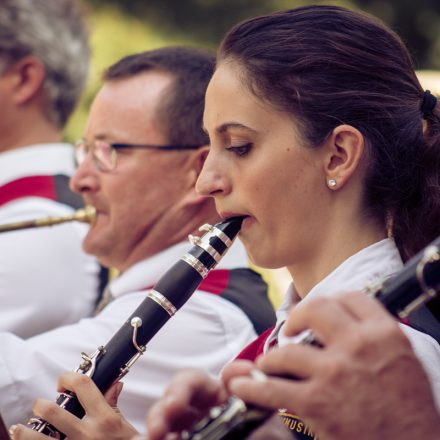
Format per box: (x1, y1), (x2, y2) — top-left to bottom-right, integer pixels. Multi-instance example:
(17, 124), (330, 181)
(64, 4), (203, 141)
(64, 0), (440, 141)
(86, 0), (440, 67)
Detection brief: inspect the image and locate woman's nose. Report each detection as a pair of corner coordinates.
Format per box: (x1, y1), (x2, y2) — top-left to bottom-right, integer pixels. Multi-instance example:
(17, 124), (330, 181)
(196, 152), (231, 197)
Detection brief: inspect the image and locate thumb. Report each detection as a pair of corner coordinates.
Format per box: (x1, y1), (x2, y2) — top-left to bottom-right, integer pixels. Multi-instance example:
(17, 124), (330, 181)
(104, 381), (124, 407)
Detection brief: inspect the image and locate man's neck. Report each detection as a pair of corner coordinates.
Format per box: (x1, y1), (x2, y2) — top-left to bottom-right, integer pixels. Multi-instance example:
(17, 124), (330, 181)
(0, 119), (62, 153)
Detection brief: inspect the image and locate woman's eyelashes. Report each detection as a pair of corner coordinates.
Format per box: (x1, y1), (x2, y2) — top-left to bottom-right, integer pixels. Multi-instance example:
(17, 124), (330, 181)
(226, 142), (253, 157)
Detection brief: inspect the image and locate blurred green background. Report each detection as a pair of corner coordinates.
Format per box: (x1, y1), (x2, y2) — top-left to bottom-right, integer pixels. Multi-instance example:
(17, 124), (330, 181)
(65, 0), (440, 141)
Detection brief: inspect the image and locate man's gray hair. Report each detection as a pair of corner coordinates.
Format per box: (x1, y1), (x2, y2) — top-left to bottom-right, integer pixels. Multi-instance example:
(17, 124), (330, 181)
(0, 0), (90, 128)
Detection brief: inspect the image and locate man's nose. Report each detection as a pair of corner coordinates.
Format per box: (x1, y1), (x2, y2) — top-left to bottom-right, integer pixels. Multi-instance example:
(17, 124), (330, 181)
(70, 153), (99, 194)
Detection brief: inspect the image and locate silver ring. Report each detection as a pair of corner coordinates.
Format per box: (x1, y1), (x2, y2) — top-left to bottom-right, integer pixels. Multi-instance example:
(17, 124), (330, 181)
(147, 290), (177, 316)
(181, 254), (209, 278)
(194, 241), (222, 262)
(212, 226), (232, 247)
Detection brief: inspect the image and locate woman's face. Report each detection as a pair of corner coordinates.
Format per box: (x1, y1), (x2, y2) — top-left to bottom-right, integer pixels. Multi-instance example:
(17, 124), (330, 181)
(197, 62), (331, 269)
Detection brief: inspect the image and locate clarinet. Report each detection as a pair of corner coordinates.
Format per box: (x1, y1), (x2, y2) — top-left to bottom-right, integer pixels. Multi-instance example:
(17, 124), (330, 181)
(27, 216), (245, 439)
(184, 235), (440, 440)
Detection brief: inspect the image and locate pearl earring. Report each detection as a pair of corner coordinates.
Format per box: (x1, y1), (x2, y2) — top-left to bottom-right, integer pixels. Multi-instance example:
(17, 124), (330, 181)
(327, 178), (337, 188)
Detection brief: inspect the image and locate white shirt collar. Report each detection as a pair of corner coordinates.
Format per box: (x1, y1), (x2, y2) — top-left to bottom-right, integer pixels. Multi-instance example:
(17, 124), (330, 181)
(109, 239), (249, 299)
(271, 238), (404, 349)
(0, 143), (75, 186)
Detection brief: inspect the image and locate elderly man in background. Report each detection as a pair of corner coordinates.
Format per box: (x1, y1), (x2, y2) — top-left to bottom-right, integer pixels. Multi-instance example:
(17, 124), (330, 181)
(0, 46), (275, 433)
(0, 0), (101, 338)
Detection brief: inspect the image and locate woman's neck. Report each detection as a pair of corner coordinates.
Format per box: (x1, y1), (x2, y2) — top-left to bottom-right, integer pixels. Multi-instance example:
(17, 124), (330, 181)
(287, 217), (387, 299)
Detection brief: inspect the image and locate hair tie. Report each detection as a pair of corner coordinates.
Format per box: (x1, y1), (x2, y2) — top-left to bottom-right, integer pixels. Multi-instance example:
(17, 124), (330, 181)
(420, 90), (437, 119)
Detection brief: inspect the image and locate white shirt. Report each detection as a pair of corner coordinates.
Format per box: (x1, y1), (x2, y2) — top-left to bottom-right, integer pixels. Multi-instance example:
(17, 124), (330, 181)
(0, 144), (100, 338)
(266, 239), (440, 411)
(0, 240), (258, 432)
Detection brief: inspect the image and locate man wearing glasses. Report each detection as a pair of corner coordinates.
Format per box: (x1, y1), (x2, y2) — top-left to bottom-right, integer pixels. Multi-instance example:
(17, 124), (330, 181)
(0, 47), (275, 433)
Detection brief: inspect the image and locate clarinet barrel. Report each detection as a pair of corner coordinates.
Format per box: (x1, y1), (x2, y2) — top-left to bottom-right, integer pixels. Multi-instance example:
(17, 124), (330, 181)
(28, 216), (245, 438)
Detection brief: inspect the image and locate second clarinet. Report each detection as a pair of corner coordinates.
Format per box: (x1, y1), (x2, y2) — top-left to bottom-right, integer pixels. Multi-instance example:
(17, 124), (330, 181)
(27, 216), (245, 438)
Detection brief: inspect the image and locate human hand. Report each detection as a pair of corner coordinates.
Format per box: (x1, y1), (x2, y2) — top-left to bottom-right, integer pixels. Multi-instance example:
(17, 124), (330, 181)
(9, 372), (138, 440)
(146, 369), (228, 440)
(226, 292), (440, 440)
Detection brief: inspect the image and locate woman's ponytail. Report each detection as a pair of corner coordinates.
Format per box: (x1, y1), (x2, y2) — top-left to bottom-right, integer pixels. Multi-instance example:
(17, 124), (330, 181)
(393, 94), (440, 261)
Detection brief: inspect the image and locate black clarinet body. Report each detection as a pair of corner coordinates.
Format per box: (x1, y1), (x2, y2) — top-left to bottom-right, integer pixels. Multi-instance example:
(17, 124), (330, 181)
(184, 235), (440, 440)
(28, 216), (245, 438)
(374, 235), (440, 318)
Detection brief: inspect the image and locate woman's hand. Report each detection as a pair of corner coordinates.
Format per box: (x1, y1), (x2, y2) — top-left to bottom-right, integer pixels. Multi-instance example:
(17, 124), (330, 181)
(9, 372), (138, 440)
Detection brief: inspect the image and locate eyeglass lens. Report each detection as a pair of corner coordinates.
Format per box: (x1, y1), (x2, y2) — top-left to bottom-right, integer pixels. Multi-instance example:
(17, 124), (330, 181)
(94, 140), (116, 170)
(75, 140), (116, 171)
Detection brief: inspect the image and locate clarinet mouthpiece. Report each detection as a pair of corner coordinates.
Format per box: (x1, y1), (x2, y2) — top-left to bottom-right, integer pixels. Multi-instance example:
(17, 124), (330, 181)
(215, 216), (246, 240)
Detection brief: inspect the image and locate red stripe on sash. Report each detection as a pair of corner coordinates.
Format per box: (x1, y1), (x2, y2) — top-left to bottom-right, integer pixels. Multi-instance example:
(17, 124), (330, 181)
(198, 269), (230, 295)
(0, 176), (57, 207)
(235, 325), (275, 361)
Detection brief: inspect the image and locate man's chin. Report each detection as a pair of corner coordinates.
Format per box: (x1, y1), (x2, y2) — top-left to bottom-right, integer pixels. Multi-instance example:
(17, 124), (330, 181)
(82, 233), (102, 257)
(82, 232), (119, 268)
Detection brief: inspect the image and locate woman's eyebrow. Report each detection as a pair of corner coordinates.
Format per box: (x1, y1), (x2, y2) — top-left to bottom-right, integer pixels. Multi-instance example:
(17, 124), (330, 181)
(216, 122), (258, 134)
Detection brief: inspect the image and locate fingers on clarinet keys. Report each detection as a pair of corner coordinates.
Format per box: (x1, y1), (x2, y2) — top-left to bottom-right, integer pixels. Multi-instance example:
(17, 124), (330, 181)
(181, 370), (269, 440)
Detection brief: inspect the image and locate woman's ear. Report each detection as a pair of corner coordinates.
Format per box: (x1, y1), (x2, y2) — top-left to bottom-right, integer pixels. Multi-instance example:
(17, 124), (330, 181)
(323, 124), (365, 190)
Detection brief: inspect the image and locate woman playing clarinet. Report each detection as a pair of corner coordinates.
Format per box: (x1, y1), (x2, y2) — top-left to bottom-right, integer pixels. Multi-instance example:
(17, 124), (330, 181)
(11, 5), (440, 440)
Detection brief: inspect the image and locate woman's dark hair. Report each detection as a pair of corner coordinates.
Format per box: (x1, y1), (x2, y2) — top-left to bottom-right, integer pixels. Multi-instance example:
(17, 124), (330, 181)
(218, 5), (440, 261)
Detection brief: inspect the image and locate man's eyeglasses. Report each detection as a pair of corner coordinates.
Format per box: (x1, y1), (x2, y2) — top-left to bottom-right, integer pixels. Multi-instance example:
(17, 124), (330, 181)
(74, 139), (203, 172)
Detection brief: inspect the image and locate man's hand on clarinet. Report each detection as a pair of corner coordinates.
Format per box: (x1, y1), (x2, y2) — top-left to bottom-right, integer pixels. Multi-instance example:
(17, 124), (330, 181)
(9, 372), (138, 440)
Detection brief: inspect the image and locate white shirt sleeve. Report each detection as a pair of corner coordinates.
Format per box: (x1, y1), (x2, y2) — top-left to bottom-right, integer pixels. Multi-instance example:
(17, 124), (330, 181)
(0, 198), (99, 338)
